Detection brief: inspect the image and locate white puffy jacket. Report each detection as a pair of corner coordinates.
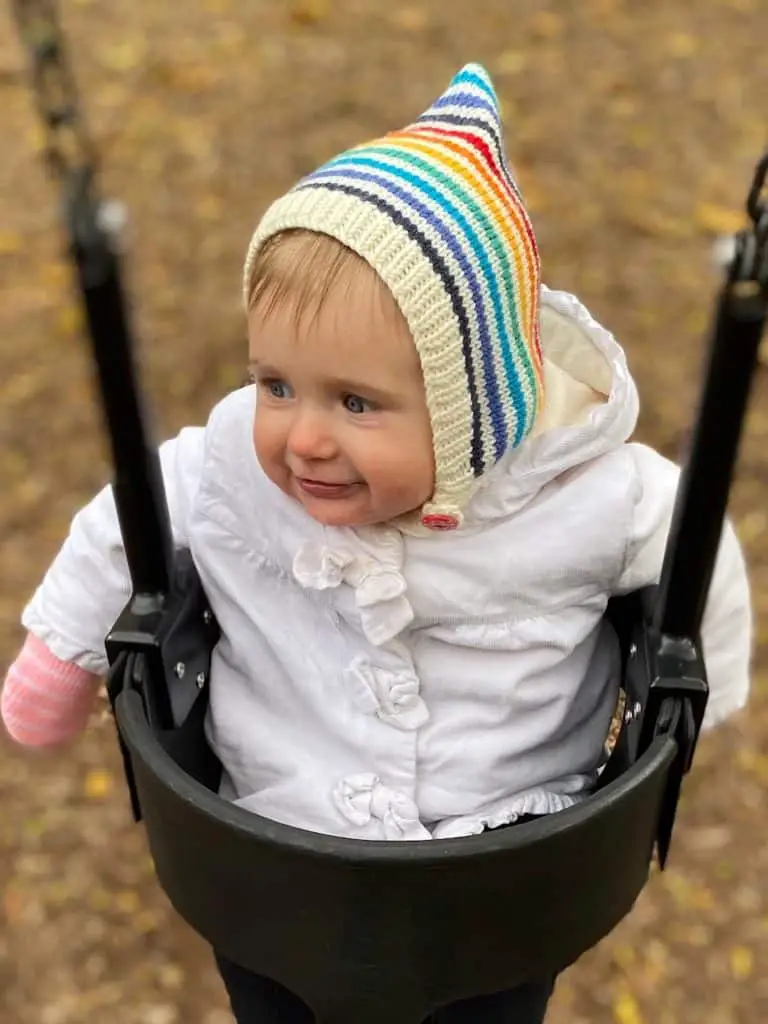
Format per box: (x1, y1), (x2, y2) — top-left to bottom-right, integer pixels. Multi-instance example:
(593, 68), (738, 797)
(22, 288), (752, 840)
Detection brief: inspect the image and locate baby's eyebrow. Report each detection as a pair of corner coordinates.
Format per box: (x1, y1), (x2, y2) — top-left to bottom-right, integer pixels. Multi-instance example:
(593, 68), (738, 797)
(248, 360), (282, 376)
(325, 376), (398, 403)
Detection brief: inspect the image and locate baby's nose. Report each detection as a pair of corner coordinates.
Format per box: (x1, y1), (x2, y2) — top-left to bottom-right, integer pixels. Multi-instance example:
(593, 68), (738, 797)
(286, 409), (338, 461)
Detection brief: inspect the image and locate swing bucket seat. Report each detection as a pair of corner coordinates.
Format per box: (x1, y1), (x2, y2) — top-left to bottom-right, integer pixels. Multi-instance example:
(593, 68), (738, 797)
(105, 562), (706, 1024)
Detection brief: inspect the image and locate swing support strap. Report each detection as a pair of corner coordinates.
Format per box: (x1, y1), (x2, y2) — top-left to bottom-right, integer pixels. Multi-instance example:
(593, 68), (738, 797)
(11, 0), (178, 749)
(634, 157), (768, 864)
(11, 0), (175, 602)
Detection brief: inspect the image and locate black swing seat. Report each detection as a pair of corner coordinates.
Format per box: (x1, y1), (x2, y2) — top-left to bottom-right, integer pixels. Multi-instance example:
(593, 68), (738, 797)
(106, 549), (708, 1024)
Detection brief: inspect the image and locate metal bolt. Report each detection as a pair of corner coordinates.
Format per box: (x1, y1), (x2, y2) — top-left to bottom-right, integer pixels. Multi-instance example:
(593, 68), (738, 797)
(174, 662), (186, 679)
(196, 672), (207, 689)
(623, 701), (643, 724)
(629, 643), (637, 657)
(202, 609), (212, 625)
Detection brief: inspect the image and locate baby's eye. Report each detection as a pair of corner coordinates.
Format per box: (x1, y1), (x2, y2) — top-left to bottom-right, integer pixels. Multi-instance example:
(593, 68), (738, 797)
(343, 394), (375, 415)
(261, 379), (293, 400)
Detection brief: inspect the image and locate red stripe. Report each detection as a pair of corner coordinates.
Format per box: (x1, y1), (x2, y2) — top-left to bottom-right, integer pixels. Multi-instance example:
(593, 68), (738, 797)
(412, 124), (540, 262)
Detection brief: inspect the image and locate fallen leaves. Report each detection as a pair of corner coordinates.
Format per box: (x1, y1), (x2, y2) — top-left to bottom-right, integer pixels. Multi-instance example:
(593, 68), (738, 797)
(665, 872), (716, 911)
(615, 195), (696, 239)
(613, 989), (645, 1024)
(493, 50), (528, 77)
(56, 303), (83, 338)
(97, 37), (149, 74)
(0, 229), (23, 254)
(664, 31), (701, 59)
(3, 880), (25, 925)
(152, 59), (223, 95)
(0, 371), (47, 408)
(83, 768), (113, 800)
(729, 945), (754, 980)
(530, 10), (565, 39)
(694, 202), (748, 235)
(289, 0), (330, 26)
(113, 889), (141, 914)
(390, 7), (431, 32)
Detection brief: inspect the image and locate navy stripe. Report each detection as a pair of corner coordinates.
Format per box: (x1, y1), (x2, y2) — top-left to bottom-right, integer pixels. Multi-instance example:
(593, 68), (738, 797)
(415, 113), (522, 203)
(302, 164), (508, 460)
(295, 179), (485, 475)
(338, 148), (530, 446)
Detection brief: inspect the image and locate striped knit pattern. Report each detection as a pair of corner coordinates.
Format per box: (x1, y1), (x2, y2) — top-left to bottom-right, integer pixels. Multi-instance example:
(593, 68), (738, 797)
(244, 63), (543, 529)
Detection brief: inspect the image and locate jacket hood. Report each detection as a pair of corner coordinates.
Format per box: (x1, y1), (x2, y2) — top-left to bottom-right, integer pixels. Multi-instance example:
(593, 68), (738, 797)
(459, 286), (640, 527)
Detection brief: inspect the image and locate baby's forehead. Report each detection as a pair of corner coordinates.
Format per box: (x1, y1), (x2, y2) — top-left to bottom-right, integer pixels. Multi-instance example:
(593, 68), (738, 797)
(250, 231), (390, 312)
(248, 230), (414, 355)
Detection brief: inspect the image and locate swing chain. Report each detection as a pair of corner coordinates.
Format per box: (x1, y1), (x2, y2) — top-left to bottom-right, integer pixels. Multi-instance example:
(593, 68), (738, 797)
(747, 152), (768, 228)
(733, 150), (768, 292)
(10, 0), (96, 182)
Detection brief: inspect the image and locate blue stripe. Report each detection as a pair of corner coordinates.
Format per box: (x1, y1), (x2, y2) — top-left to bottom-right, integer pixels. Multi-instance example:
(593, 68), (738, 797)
(414, 112), (524, 204)
(321, 149), (530, 447)
(305, 161), (514, 457)
(431, 90), (497, 119)
(365, 146), (534, 444)
(452, 67), (498, 107)
(293, 179), (486, 474)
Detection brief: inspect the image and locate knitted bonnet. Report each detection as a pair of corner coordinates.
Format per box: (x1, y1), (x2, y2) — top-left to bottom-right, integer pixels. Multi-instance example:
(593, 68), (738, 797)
(243, 63), (543, 531)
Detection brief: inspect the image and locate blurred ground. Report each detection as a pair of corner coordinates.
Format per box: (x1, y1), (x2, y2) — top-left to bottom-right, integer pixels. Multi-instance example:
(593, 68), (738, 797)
(1, 1), (767, 1021)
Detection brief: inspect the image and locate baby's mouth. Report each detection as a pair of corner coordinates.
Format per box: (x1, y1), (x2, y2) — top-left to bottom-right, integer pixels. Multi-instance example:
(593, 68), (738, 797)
(296, 478), (362, 499)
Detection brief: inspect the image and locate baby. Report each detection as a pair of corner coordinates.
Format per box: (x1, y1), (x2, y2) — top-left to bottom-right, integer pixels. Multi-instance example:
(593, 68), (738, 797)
(1, 64), (752, 1022)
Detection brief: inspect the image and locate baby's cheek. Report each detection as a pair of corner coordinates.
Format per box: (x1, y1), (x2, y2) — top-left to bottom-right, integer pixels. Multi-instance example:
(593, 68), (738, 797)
(386, 446), (434, 505)
(253, 418), (283, 478)
(253, 411), (274, 453)
(402, 432), (435, 491)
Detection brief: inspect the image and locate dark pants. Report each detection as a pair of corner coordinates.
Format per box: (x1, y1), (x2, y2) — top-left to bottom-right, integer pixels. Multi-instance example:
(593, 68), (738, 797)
(214, 815), (555, 1023)
(215, 953), (555, 1023)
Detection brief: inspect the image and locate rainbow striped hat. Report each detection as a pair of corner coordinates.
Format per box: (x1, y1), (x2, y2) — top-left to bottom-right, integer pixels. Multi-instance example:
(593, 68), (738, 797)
(244, 63), (543, 531)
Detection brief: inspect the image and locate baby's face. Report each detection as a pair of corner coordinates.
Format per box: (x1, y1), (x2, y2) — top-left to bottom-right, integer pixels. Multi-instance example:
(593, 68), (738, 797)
(248, 265), (435, 528)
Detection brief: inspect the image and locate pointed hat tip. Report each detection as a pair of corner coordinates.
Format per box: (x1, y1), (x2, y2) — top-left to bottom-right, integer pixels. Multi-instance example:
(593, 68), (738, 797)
(449, 62), (499, 103)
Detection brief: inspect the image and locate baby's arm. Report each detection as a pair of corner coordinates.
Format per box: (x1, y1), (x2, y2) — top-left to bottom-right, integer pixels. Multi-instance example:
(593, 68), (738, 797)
(615, 443), (753, 729)
(1, 427), (205, 747)
(1, 635), (100, 747)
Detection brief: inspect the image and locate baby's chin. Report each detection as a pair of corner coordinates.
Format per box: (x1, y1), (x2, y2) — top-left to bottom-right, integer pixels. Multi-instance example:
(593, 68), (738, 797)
(282, 483), (360, 524)
(291, 491), (404, 529)
(299, 500), (383, 529)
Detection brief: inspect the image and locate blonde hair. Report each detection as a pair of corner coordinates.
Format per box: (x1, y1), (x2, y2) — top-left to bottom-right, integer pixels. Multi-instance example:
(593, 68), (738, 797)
(246, 229), (402, 330)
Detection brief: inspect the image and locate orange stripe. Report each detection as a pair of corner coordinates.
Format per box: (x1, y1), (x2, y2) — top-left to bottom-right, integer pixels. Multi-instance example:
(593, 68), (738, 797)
(404, 130), (539, 337)
(389, 130), (539, 324)
(387, 130), (543, 393)
(412, 123), (540, 266)
(419, 128), (544, 394)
